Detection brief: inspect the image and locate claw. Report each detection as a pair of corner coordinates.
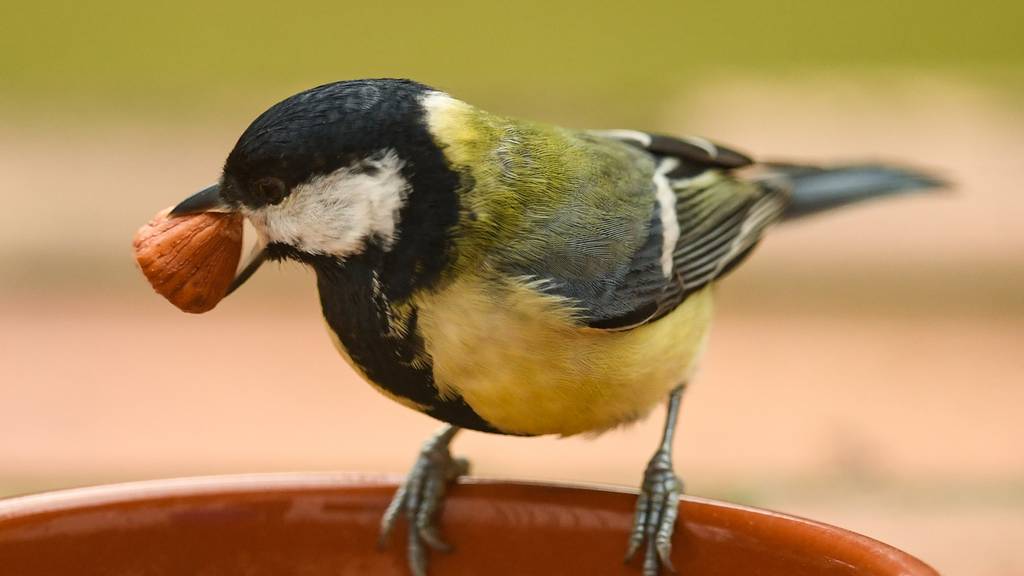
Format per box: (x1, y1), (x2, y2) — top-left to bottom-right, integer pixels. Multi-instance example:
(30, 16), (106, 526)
(627, 454), (683, 576)
(408, 519), (427, 576)
(379, 426), (464, 576)
(419, 523), (453, 553)
(379, 480), (409, 546)
(624, 489), (650, 561)
(416, 472), (453, 552)
(643, 531), (660, 576)
(655, 493), (679, 572)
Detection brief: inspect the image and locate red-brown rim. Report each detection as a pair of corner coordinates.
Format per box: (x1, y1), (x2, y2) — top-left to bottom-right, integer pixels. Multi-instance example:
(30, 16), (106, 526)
(0, 472), (939, 575)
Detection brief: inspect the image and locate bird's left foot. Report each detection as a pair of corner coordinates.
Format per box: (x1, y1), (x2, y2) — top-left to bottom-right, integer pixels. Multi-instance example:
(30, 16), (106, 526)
(379, 425), (467, 576)
(625, 448), (682, 576)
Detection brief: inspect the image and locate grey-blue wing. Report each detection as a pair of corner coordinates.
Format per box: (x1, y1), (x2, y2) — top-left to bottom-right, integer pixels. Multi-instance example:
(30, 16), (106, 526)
(542, 130), (789, 330)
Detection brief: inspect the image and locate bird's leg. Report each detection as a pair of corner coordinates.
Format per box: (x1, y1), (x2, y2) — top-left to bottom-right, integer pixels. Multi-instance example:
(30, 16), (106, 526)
(380, 425), (468, 576)
(626, 385), (685, 576)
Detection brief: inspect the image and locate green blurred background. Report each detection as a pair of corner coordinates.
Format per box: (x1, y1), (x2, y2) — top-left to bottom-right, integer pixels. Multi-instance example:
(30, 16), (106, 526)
(4, 0), (1023, 123)
(1, 2), (1022, 574)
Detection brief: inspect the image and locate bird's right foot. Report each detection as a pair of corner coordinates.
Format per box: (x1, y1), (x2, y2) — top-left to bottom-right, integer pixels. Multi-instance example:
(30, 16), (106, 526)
(379, 425), (468, 576)
(625, 385), (686, 576)
(625, 450), (682, 576)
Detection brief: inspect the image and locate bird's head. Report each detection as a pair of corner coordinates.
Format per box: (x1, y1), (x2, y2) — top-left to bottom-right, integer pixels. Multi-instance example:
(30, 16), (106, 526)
(171, 79), (463, 295)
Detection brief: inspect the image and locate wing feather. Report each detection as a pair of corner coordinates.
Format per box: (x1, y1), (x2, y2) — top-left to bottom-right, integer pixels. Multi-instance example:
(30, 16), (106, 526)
(564, 131), (788, 330)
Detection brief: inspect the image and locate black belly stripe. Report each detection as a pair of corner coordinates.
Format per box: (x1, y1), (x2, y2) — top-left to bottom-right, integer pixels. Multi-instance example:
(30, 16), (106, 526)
(308, 251), (502, 434)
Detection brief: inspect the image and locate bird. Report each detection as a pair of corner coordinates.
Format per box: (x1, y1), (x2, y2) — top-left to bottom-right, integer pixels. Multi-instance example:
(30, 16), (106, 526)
(170, 78), (943, 576)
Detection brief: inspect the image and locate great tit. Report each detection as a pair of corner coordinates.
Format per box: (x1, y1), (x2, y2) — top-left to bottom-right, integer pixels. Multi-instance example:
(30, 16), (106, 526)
(171, 78), (942, 576)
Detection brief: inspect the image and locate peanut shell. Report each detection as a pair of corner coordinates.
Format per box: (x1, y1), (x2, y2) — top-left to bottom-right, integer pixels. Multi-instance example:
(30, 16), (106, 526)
(133, 208), (243, 313)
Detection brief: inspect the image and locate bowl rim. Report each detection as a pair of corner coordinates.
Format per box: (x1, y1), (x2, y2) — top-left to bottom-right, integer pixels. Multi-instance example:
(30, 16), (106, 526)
(0, 471), (939, 575)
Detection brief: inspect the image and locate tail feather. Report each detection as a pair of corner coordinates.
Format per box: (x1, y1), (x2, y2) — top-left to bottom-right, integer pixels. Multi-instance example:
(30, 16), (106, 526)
(764, 163), (948, 221)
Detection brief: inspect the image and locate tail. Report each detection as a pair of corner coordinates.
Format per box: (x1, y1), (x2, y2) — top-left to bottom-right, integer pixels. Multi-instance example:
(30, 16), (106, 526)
(763, 163), (948, 221)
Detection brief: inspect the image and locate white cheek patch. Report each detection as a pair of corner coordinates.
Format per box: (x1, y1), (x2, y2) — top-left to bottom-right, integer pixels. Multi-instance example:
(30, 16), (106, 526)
(251, 150), (410, 259)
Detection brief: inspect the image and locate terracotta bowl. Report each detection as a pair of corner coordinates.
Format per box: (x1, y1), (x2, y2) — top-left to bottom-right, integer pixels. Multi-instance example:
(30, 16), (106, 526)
(0, 473), (937, 575)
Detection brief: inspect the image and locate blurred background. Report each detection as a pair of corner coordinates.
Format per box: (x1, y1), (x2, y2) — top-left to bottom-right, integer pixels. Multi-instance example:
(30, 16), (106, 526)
(1, 1), (1022, 573)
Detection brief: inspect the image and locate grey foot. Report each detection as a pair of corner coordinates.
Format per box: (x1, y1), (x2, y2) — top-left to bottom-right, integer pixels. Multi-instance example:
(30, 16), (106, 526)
(625, 450), (683, 576)
(379, 427), (469, 576)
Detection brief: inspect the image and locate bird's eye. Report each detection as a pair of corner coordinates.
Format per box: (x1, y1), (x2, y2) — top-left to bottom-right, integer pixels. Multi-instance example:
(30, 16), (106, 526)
(253, 176), (288, 206)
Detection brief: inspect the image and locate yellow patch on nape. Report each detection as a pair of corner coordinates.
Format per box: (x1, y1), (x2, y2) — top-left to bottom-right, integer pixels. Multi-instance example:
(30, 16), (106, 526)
(421, 92), (490, 166)
(322, 318), (431, 414)
(415, 275), (715, 437)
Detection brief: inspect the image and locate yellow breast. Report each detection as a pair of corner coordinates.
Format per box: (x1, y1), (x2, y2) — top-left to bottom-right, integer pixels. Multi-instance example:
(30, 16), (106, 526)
(414, 275), (714, 436)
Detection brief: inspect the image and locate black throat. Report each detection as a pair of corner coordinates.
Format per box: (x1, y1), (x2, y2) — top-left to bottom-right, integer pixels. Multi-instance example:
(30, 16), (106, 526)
(269, 245), (499, 434)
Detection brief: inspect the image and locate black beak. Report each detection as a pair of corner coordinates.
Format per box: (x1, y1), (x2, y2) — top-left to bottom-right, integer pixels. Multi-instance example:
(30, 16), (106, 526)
(170, 182), (267, 294)
(170, 184), (231, 216)
(226, 246), (267, 297)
